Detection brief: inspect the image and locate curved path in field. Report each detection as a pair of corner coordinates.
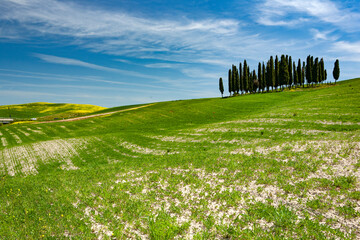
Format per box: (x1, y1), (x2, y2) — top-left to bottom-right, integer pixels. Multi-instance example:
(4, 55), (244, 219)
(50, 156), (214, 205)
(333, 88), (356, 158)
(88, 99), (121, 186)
(35, 103), (154, 124)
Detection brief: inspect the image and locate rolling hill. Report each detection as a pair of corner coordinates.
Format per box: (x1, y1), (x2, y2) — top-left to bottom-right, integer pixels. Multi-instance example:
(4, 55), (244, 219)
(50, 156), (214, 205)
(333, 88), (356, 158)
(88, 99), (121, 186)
(0, 79), (359, 239)
(0, 102), (106, 121)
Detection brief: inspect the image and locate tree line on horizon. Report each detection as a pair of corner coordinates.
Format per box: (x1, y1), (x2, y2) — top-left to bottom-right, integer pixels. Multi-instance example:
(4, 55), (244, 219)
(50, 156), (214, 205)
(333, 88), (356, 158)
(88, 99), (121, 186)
(218, 55), (340, 97)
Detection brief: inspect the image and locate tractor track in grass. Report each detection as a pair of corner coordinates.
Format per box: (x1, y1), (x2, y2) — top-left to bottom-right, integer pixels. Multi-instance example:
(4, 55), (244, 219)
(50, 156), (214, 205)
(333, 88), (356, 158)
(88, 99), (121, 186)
(33, 104), (154, 124)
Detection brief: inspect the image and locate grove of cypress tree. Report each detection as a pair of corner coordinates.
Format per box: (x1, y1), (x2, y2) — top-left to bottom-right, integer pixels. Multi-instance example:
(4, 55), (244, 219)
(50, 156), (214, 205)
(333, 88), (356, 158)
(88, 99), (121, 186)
(333, 59), (340, 84)
(219, 77), (224, 97)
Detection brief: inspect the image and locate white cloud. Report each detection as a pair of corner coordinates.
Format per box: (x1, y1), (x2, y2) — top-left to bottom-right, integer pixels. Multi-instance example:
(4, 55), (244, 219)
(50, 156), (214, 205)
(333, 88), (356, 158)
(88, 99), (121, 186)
(256, 0), (360, 31)
(0, 0), (282, 66)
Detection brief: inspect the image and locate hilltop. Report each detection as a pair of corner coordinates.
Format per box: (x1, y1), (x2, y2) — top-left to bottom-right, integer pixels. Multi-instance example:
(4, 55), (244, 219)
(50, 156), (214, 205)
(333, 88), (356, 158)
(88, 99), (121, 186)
(0, 79), (359, 239)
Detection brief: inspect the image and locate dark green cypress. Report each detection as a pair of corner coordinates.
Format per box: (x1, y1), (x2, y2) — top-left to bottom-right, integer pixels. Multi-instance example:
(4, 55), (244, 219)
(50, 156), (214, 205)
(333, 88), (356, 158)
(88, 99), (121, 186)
(239, 63), (243, 94)
(219, 77), (224, 97)
(280, 55), (289, 88)
(288, 56), (293, 88)
(297, 59), (301, 87)
(243, 60), (248, 93)
(247, 66), (252, 93)
(324, 69), (327, 82)
(333, 59), (340, 84)
(306, 55), (312, 86)
(269, 56), (275, 91)
(262, 62), (266, 93)
(258, 62), (262, 92)
(275, 55), (279, 91)
(302, 61), (306, 87)
(313, 58), (319, 85)
(293, 62), (297, 87)
(228, 69), (232, 95)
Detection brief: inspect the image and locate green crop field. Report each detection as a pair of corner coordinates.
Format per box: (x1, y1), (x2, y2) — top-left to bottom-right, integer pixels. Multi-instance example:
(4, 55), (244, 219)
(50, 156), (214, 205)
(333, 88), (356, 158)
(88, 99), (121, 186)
(0, 102), (106, 121)
(0, 79), (359, 239)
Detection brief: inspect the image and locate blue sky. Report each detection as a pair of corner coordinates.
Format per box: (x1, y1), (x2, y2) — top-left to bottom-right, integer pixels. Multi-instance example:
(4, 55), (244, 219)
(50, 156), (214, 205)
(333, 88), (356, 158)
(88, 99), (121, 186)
(0, 0), (359, 107)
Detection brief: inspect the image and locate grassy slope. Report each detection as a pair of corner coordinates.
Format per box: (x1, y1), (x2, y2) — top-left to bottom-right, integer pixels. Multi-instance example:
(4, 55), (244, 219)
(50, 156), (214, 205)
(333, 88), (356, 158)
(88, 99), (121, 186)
(0, 102), (107, 120)
(0, 79), (359, 239)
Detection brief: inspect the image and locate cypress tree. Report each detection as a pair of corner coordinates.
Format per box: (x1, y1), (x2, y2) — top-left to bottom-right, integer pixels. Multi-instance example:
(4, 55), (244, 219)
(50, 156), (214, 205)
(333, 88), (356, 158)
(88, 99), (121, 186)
(219, 77), (224, 97)
(247, 66), (252, 93)
(293, 62), (298, 87)
(333, 59), (340, 84)
(270, 56), (275, 91)
(258, 62), (262, 93)
(275, 55), (279, 91)
(302, 61), (306, 87)
(253, 70), (258, 92)
(313, 58), (319, 86)
(280, 55), (289, 88)
(228, 69), (232, 96)
(266, 61), (270, 92)
(288, 56), (293, 88)
(324, 69), (327, 83)
(319, 58), (324, 84)
(243, 60), (248, 93)
(262, 62), (266, 93)
(297, 59), (302, 87)
(239, 63), (243, 94)
(306, 55), (312, 87)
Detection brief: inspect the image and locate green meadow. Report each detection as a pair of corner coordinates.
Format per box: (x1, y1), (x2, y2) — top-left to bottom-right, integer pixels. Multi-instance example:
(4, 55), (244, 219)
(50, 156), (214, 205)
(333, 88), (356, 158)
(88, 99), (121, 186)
(0, 79), (359, 239)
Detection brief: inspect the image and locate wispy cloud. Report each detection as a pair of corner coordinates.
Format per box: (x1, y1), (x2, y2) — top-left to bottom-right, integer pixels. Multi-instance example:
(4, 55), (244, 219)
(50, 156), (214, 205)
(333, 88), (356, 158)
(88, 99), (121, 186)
(0, 0), (282, 66)
(34, 53), (180, 83)
(256, 0), (360, 32)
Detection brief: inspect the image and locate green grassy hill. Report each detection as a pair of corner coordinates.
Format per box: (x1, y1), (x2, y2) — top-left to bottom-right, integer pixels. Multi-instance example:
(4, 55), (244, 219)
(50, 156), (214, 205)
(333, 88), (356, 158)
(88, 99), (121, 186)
(0, 102), (106, 120)
(0, 79), (359, 239)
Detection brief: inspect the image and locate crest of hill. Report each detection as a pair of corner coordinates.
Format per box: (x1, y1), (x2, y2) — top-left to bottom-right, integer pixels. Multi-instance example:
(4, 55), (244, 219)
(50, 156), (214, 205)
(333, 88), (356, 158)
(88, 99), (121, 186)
(0, 102), (106, 120)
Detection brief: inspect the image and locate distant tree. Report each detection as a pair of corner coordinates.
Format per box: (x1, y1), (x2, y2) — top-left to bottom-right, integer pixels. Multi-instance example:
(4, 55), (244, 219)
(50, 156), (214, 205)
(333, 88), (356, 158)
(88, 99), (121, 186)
(258, 62), (263, 93)
(219, 77), (224, 97)
(275, 55), (279, 91)
(280, 55), (289, 89)
(253, 70), (258, 92)
(313, 57), (319, 86)
(293, 62), (298, 87)
(232, 65), (239, 94)
(228, 69), (232, 96)
(262, 62), (266, 93)
(243, 60), (249, 93)
(319, 58), (324, 84)
(297, 59), (302, 87)
(248, 66), (252, 93)
(324, 69), (327, 83)
(288, 56), (293, 88)
(270, 56), (275, 91)
(333, 59), (340, 84)
(302, 61), (306, 87)
(239, 63), (243, 94)
(306, 55), (312, 87)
